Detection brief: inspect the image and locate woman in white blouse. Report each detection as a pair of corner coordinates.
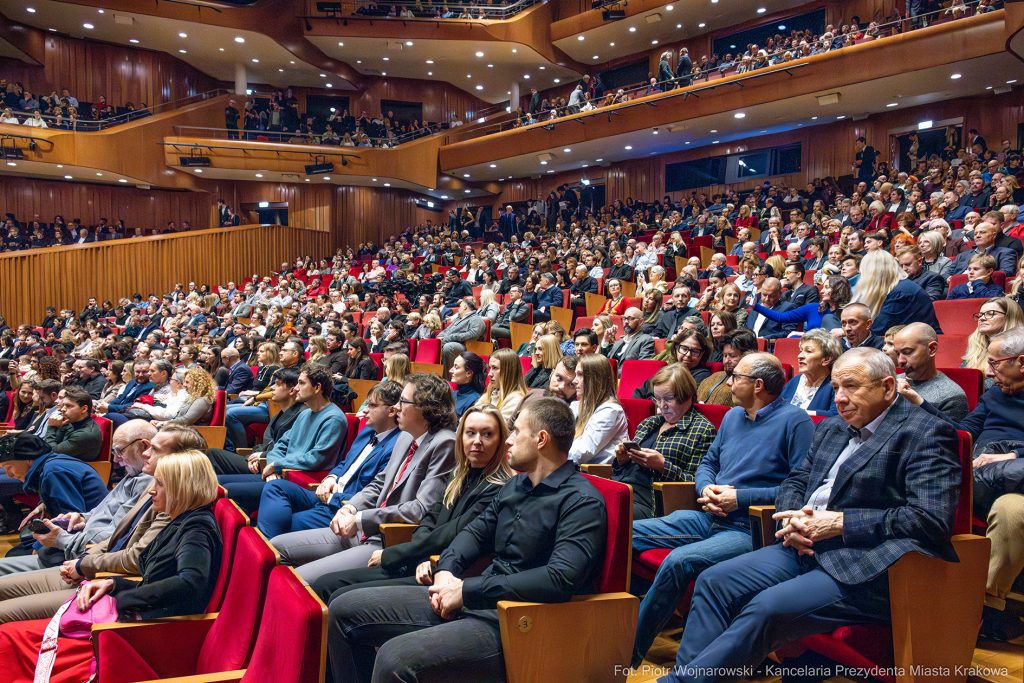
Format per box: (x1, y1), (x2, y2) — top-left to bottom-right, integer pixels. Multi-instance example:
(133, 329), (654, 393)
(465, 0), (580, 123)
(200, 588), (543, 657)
(569, 354), (628, 464)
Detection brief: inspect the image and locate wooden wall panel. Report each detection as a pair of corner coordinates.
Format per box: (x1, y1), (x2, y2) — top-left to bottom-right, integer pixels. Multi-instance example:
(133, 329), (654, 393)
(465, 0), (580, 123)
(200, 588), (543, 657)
(335, 186), (420, 247)
(0, 225), (329, 328)
(0, 177), (210, 233)
(0, 34), (219, 108)
(290, 78), (493, 125)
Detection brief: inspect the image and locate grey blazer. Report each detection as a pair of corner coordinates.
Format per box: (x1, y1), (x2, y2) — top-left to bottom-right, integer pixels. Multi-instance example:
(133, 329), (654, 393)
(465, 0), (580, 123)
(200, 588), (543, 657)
(440, 312), (486, 344)
(345, 428), (457, 538)
(606, 333), (656, 363)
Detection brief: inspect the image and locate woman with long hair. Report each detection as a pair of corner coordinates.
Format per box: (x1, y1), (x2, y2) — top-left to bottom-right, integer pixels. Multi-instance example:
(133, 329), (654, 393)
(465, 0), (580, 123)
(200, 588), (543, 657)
(640, 289), (664, 336)
(99, 360), (126, 403)
(450, 352), (486, 416)
(8, 383), (36, 429)
(515, 323), (546, 358)
(708, 311), (738, 362)
(570, 354), (627, 465)
(306, 403), (514, 604)
(753, 274), (851, 333)
(525, 334), (562, 389)
(0, 451), (222, 681)
(961, 297), (1024, 390)
(598, 279), (629, 315)
(201, 345), (228, 389)
(853, 250), (941, 335)
(160, 368), (217, 426)
(345, 337), (378, 380)
(710, 283), (748, 327)
(476, 348), (527, 423)
(307, 335), (329, 363)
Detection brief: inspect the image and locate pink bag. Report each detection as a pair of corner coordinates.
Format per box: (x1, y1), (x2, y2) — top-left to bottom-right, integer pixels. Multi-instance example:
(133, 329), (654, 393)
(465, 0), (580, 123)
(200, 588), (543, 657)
(34, 582), (118, 683)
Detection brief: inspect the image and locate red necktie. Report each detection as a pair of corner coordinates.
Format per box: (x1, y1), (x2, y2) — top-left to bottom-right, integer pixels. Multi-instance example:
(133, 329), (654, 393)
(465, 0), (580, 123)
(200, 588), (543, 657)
(384, 440), (418, 505)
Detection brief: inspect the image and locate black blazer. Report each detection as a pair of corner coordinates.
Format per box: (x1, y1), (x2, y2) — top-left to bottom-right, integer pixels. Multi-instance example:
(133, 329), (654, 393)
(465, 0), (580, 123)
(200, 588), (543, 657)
(346, 356), (378, 380)
(782, 283), (820, 307)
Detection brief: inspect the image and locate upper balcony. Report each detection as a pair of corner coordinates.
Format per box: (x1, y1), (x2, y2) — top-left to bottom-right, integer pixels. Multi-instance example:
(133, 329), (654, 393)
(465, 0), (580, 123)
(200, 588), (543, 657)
(439, 9), (1022, 180)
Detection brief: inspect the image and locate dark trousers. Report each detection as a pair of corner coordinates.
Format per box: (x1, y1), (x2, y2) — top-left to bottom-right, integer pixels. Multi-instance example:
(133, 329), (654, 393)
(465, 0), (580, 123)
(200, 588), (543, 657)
(327, 585), (505, 683)
(216, 474), (267, 514)
(664, 543), (890, 683)
(312, 566), (417, 605)
(207, 448), (251, 476)
(256, 479), (334, 539)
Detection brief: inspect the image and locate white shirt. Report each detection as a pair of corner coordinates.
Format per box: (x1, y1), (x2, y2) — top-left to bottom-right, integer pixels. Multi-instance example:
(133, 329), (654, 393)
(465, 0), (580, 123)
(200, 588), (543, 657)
(338, 427), (396, 490)
(0, 115), (19, 125)
(569, 400), (628, 465)
(789, 374), (823, 410)
(23, 117), (47, 128)
(806, 399), (895, 511)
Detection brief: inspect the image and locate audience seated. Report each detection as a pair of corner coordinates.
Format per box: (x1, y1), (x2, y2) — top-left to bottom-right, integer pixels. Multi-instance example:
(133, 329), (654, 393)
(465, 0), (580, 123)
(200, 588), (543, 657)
(779, 328), (840, 416)
(569, 354), (628, 464)
(696, 329), (758, 406)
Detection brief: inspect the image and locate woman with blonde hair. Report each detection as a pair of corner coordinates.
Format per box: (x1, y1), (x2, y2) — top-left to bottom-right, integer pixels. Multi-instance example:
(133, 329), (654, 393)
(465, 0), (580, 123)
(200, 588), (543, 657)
(962, 297), (1024, 390)
(570, 354), (627, 464)
(477, 348), (527, 423)
(415, 312), (442, 339)
(307, 335), (329, 363)
(306, 403), (514, 602)
(525, 334), (562, 389)
(916, 230), (955, 280)
(478, 289), (500, 323)
(0, 451), (222, 681)
(853, 250), (941, 334)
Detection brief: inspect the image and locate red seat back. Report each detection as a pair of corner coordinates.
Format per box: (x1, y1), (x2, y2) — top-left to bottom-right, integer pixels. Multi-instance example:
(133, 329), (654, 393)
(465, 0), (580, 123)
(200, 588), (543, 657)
(207, 498), (250, 612)
(345, 415), (359, 457)
(93, 415), (113, 462)
(694, 403), (730, 430)
(4, 391), (12, 423)
(197, 527), (278, 673)
(935, 335), (969, 368)
(933, 298), (988, 336)
(774, 337), (801, 368)
(954, 430), (973, 536)
(947, 271), (1006, 293)
(518, 356), (533, 374)
(580, 474), (633, 594)
(210, 390), (227, 427)
(414, 338), (441, 363)
(368, 353), (384, 379)
(938, 368), (983, 412)
(617, 360), (666, 400)
(706, 362), (724, 374)
(620, 398), (655, 438)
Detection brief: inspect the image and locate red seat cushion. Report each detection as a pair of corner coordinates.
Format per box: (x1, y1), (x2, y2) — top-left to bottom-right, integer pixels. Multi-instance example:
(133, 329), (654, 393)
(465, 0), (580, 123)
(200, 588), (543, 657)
(801, 626), (895, 683)
(97, 631), (161, 683)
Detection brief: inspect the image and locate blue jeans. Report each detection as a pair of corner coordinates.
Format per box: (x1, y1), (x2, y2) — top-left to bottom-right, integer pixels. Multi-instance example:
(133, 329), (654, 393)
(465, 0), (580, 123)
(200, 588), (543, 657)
(223, 403), (269, 451)
(257, 479), (335, 539)
(632, 510), (751, 668)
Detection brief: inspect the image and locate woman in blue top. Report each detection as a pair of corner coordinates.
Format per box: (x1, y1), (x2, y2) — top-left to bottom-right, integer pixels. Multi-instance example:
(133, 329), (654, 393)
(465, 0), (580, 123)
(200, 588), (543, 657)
(778, 328), (841, 416)
(450, 351), (486, 416)
(752, 274), (851, 334)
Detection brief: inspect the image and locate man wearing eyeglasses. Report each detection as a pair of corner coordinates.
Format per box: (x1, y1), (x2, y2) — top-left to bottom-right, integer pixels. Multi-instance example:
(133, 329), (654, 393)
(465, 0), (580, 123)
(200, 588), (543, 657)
(630, 353), (814, 668)
(898, 326), (1024, 639)
(602, 307), (656, 367)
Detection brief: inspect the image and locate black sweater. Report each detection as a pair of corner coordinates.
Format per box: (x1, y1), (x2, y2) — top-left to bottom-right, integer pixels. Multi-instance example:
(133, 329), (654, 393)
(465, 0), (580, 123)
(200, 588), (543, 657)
(112, 504), (222, 621)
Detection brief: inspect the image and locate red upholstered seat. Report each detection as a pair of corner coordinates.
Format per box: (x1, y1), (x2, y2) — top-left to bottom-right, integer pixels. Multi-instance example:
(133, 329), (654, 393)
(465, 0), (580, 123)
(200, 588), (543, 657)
(774, 337), (801, 368)
(935, 335), (969, 368)
(414, 338), (441, 363)
(620, 398), (655, 438)
(933, 298), (988, 336)
(206, 498), (250, 612)
(937, 367), (983, 412)
(93, 415), (113, 462)
(285, 415), (358, 488)
(617, 360), (667, 400)
(583, 474), (633, 593)
(210, 390), (228, 427)
(694, 403), (729, 430)
(95, 527), (278, 683)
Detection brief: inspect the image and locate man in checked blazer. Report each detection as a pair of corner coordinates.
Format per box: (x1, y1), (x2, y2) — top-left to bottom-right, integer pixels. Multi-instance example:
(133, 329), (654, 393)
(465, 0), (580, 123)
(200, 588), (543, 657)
(662, 348), (961, 683)
(272, 374), (457, 584)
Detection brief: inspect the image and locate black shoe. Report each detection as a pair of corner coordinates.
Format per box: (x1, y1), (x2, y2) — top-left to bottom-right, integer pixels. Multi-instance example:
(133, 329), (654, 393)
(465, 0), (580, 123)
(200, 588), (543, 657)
(979, 605), (1024, 642)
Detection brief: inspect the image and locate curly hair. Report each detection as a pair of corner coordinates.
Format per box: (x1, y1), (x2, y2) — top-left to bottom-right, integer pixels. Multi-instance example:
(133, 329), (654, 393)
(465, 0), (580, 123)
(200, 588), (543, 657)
(184, 367), (217, 403)
(405, 373), (458, 432)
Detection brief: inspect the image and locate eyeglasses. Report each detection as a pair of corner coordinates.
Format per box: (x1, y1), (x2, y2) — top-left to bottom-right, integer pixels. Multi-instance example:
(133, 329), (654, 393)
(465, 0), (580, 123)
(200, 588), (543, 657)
(397, 398), (417, 408)
(651, 395), (677, 406)
(729, 372), (759, 383)
(677, 346), (703, 357)
(112, 438), (146, 458)
(973, 310), (1005, 321)
(987, 356), (1019, 371)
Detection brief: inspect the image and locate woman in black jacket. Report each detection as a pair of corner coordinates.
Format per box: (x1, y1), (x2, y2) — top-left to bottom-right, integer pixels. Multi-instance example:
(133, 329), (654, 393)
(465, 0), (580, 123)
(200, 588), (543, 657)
(309, 403), (514, 604)
(344, 337), (378, 380)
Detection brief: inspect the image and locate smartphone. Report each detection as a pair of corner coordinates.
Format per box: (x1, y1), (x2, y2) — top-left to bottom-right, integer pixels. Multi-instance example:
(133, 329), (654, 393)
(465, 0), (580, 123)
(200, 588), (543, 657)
(621, 441), (641, 452)
(28, 518), (67, 533)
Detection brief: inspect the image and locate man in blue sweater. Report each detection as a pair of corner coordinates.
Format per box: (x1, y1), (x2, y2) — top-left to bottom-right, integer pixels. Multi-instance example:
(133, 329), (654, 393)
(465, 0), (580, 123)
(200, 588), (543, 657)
(95, 359), (154, 417)
(218, 363), (348, 513)
(629, 353), (815, 667)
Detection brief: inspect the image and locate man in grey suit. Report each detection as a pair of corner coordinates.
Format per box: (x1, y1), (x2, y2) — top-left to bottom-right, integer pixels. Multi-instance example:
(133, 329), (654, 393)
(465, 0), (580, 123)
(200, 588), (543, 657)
(272, 374), (458, 584)
(229, 292), (252, 317)
(491, 285), (530, 343)
(439, 297), (486, 371)
(601, 307), (655, 368)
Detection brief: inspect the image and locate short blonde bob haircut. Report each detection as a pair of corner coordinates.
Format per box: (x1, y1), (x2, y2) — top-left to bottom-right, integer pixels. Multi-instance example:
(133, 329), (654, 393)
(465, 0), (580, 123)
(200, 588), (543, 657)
(155, 450), (219, 519)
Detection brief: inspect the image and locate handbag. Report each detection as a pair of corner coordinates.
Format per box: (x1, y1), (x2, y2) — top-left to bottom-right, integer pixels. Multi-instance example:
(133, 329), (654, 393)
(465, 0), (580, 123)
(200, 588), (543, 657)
(34, 582), (118, 683)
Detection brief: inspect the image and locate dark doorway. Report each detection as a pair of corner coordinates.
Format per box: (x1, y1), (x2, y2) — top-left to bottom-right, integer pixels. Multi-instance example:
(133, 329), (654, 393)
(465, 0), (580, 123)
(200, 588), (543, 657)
(895, 125), (961, 172)
(381, 100), (424, 126)
(306, 95), (351, 121)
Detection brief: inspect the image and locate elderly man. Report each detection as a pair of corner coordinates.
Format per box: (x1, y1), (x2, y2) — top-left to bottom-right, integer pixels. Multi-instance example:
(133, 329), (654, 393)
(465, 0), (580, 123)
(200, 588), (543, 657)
(439, 297), (487, 371)
(600, 307), (655, 365)
(698, 253), (734, 279)
(729, 229), (753, 256)
(492, 285), (530, 343)
(837, 302), (884, 351)
(952, 221), (1017, 275)
(899, 327), (1024, 638)
(569, 264), (599, 309)
(0, 424), (207, 623)
(664, 348), (961, 683)
(893, 323), (969, 421)
(630, 354), (814, 667)
(632, 241), (659, 274)
(533, 272), (563, 324)
(654, 285), (696, 339)
(744, 278), (796, 340)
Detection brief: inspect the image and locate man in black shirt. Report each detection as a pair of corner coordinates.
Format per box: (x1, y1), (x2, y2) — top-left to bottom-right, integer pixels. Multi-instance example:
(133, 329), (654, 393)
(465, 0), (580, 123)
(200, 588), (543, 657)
(325, 397), (607, 683)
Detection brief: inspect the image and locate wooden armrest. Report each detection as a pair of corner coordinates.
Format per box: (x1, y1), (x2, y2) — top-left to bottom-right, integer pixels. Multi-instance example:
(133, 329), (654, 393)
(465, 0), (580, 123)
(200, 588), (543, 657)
(136, 672), (245, 683)
(95, 572), (141, 580)
(654, 482), (697, 516)
(307, 483), (319, 490)
(430, 554), (439, 566)
(888, 534), (990, 678)
(497, 593), (638, 683)
(228, 394), (239, 400)
(380, 523), (417, 548)
(258, 457), (267, 470)
(748, 505), (776, 550)
(236, 448), (253, 457)
(580, 464), (613, 479)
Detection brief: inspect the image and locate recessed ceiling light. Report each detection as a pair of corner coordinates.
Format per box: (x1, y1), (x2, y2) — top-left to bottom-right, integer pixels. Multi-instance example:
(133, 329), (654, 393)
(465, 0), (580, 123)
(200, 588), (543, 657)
(666, 4), (673, 9)
(64, 175), (73, 179)
(83, 23), (94, 29)
(950, 73), (961, 80)
(305, 178), (310, 182)
(357, 60), (361, 64)
(578, 36), (584, 41)
(326, 84), (332, 88)
(563, 148), (571, 152)
(546, 170), (553, 174)
(428, 72), (432, 75)
(685, 141), (690, 144)
(219, 47), (225, 51)
(524, 73), (531, 78)
(320, 73), (326, 77)
(625, 145), (632, 150)
(383, 57), (390, 61)
(886, 102), (898, 107)
(98, 9), (103, 13)
(406, 41), (413, 46)
(756, 7), (766, 12)
(236, 37), (245, 43)
(466, 73), (470, 78)
(119, 178), (127, 182)
(179, 50), (186, 53)
(48, 28), (55, 31)
(384, 182), (391, 186)
(441, 195), (449, 199)
(5, 161), (14, 166)
(540, 160), (547, 165)
(96, 172), (103, 176)
(26, 7), (35, 12)
(381, 72), (386, 75)
(255, 173), (263, 178)
(677, 24), (681, 28)
(179, 32), (187, 38)
(465, 189), (472, 192)
(713, 140), (720, 143)
(553, 78), (560, 83)
(279, 69), (284, 72)
(582, 163), (589, 167)
(372, 178), (377, 181)
(629, 26), (636, 32)
(512, 48), (517, 52)
(651, 40), (658, 45)
(1007, 79), (1017, 84)
(779, 24), (786, 29)
(463, 173), (470, 177)
(324, 176), (331, 180)
(596, 158), (603, 161)
(811, 116), (818, 119)
(56, 165), (62, 168)
(290, 61), (295, 64)
(836, 115), (846, 119)
(476, 85), (483, 90)
(734, 112), (745, 118)
(653, 129), (658, 134)
(539, 66), (545, 70)
(710, 129), (717, 133)
(698, 22), (706, 27)
(490, 164), (497, 167)
(986, 86), (993, 89)
(130, 39), (139, 43)
(194, 169), (202, 173)
(610, 42), (615, 46)
(592, 55), (598, 59)
(252, 59), (259, 63)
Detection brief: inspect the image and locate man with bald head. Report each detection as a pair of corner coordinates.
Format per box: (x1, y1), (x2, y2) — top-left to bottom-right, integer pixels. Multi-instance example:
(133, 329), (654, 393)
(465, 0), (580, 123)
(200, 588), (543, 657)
(893, 323), (969, 421)
(602, 307), (656, 365)
(744, 278), (797, 340)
